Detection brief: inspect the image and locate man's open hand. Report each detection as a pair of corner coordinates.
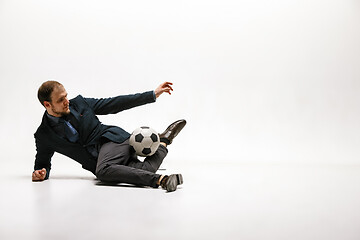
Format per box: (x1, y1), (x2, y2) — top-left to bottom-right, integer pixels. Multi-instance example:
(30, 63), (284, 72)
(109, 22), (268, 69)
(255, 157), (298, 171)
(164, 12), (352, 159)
(32, 168), (46, 181)
(155, 82), (173, 98)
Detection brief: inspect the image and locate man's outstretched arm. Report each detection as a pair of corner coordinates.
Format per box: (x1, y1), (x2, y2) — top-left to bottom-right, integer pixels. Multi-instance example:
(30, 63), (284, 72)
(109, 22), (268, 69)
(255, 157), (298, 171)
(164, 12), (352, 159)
(85, 82), (174, 115)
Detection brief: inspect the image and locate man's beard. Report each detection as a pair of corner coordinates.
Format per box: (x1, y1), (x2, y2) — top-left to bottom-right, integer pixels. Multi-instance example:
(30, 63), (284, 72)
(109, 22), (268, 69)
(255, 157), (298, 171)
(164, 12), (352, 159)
(52, 107), (70, 117)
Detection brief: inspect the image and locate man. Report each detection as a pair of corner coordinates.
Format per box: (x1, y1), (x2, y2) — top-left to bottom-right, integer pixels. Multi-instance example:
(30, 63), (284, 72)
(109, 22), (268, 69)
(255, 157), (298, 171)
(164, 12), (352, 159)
(32, 81), (186, 192)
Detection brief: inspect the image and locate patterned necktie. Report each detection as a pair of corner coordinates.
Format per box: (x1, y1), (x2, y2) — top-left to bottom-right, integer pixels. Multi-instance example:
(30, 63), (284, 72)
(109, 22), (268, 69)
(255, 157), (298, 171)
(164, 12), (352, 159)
(61, 118), (79, 143)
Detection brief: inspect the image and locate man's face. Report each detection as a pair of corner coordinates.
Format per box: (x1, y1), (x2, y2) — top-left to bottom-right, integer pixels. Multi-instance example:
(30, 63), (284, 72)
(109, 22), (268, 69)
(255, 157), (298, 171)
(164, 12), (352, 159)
(44, 85), (70, 117)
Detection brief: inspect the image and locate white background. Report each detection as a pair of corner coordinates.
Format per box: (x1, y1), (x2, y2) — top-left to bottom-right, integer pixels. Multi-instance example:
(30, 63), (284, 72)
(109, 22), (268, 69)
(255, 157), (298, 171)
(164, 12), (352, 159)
(1, 1), (360, 240)
(0, 0), (359, 170)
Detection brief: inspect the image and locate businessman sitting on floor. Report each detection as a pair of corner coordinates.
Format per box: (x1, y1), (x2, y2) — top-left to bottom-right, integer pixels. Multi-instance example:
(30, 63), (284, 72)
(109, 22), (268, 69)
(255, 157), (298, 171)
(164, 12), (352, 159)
(32, 80), (186, 192)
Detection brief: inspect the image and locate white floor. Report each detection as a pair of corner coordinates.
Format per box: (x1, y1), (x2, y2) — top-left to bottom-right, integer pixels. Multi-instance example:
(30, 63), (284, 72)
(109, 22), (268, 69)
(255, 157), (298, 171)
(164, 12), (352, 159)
(1, 159), (360, 240)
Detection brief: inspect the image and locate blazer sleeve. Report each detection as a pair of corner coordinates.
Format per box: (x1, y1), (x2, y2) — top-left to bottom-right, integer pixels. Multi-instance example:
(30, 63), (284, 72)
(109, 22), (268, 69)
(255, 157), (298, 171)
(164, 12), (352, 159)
(84, 91), (156, 115)
(34, 136), (54, 180)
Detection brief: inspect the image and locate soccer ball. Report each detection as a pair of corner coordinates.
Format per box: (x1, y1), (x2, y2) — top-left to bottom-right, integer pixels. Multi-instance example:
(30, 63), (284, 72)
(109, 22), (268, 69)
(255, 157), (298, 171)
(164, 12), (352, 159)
(129, 126), (160, 157)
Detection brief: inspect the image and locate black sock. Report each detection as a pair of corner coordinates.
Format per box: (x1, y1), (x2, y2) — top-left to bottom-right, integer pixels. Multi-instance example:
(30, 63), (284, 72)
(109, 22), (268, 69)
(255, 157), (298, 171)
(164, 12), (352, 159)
(160, 138), (170, 145)
(160, 175), (169, 187)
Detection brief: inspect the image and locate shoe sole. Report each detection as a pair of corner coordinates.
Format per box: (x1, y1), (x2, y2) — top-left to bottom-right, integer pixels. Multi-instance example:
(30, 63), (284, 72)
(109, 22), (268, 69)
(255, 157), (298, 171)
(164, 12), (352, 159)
(176, 174), (183, 185)
(170, 122), (186, 142)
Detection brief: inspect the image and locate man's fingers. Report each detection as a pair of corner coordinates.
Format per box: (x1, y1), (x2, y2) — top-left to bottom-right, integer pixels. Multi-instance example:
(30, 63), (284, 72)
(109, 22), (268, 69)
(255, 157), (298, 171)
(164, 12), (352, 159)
(166, 85), (174, 91)
(32, 172), (41, 181)
(35, 172), (43, 178)
(165, 87), (172, 94)
(32, 176), (43, 181)
(162, 82), (173, 89)
(32, 174), (45, 181)
(33, 169), (46, 180)
(163, 83), (173, 92)
(163, 81), (173, 86)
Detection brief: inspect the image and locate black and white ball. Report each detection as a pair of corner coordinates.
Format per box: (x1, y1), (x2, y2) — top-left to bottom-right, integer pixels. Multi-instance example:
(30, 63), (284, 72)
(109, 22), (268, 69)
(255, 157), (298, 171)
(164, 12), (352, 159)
(129, 126), (160, 157)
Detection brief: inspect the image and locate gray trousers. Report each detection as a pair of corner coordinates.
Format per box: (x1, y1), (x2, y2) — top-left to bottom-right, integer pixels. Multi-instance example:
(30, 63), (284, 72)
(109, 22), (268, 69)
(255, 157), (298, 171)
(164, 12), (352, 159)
(95, 139), (168, 188)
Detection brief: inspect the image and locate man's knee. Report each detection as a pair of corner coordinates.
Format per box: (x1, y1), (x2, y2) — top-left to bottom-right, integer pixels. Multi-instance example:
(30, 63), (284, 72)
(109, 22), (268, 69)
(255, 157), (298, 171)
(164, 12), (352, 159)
(95, 164), (109, 181)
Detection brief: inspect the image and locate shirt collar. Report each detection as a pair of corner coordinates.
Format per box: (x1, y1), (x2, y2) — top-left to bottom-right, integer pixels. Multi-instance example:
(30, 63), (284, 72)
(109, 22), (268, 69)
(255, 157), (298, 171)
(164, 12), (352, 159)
(46, 112), (62, 124)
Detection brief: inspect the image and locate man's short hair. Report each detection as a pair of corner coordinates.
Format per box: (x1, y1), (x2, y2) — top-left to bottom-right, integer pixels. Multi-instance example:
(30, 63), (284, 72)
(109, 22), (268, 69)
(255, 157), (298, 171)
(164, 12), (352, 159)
(38, 80), (62, 106)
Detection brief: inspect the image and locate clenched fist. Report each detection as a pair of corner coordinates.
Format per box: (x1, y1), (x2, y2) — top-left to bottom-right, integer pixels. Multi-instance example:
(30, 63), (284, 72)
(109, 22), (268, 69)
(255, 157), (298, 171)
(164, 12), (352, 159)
(32, 168), (47, 181)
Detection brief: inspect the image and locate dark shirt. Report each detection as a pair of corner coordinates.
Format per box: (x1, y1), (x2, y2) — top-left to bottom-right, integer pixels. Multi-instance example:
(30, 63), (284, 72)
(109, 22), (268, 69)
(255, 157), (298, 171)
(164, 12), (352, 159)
(46, 113), (69, 139)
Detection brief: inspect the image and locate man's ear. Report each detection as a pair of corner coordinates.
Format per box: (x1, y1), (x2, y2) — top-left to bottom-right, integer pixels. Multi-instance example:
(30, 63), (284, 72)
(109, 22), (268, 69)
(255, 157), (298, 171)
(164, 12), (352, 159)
(44, 101), (51, 108)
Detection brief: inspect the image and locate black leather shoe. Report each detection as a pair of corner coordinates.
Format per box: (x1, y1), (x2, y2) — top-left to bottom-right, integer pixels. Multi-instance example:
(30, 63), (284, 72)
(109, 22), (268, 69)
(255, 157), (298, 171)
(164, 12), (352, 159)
(159, 119), (187, 145)
(160, 174), (183, 192)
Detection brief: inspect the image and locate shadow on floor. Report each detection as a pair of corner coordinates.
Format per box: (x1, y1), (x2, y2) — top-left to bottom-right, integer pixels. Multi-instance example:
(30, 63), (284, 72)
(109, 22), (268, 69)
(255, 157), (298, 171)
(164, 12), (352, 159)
(94, 181), (147, 189)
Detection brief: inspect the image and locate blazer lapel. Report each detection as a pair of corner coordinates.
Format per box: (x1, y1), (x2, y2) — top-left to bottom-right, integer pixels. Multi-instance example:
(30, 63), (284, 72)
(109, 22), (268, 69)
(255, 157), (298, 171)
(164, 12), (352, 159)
(42, 112), (78, 146)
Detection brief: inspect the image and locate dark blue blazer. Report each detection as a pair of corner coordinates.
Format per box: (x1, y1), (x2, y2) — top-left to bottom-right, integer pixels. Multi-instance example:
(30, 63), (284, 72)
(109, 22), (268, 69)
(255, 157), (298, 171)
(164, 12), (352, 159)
(34, 91), (155, 179)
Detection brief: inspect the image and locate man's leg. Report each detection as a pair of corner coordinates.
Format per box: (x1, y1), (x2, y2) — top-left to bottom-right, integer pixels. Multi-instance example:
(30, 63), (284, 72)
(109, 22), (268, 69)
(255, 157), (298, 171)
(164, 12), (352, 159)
(96, 119), (187, 191)
(95, 140), (166, 188)
(127, 143), (168, 172)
